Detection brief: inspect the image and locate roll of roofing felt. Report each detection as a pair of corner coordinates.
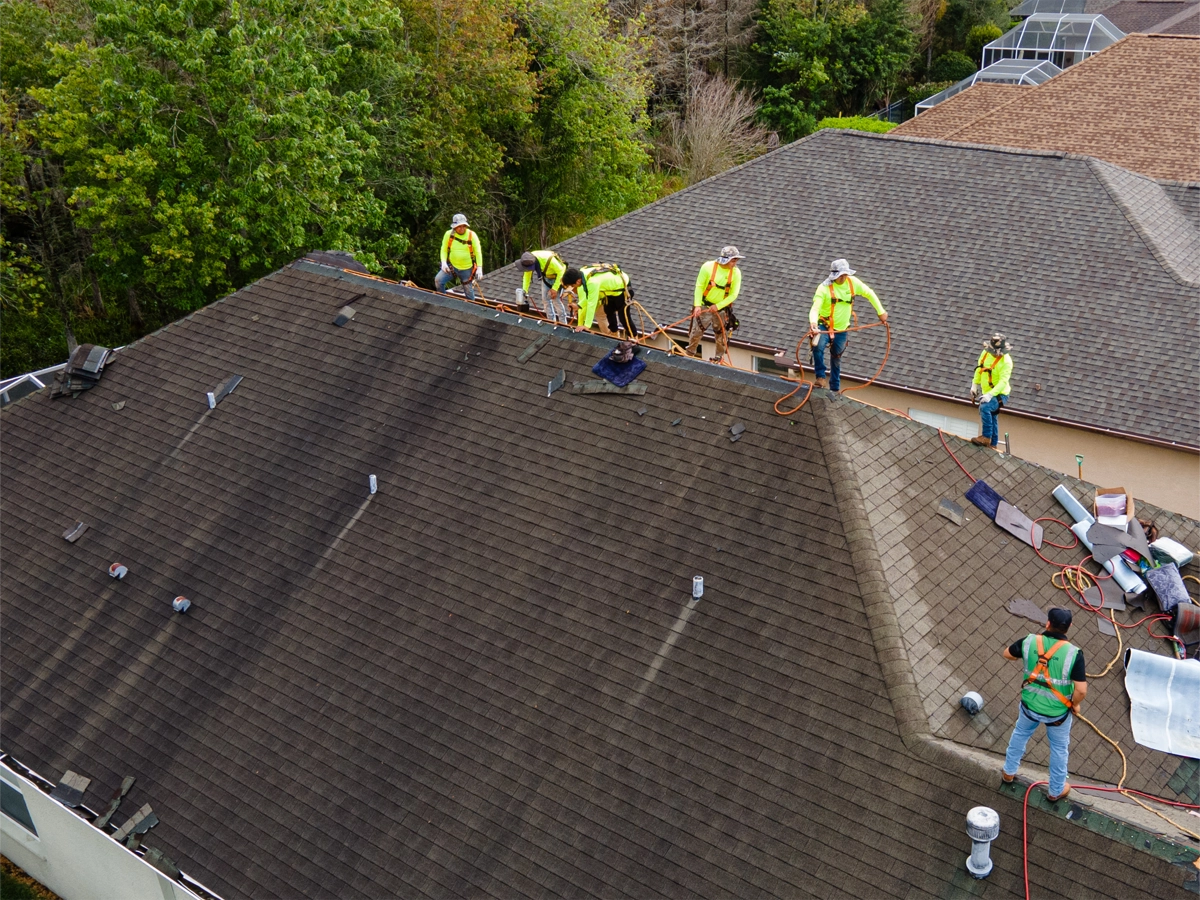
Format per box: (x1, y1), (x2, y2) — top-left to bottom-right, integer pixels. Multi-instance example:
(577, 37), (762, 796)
(1123, 648), (1200, 757)
(1053, 484), (1094, 526)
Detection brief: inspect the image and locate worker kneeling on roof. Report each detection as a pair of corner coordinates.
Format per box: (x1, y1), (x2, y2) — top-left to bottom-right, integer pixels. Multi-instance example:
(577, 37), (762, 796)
(435, 214), (483, 301)
(970, 333), (1013, 449)
(1001, 607), (1087, 803)
(686, 246), (744, 362)
(518, 250), (569, 325)
(561, 265), (638, 337)
(808, 258), (887, 392)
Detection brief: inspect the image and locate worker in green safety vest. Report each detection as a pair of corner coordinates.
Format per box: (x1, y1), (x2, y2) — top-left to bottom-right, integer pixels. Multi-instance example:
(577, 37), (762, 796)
(970, 333), (1014, 448)
(561, 265), (637, 336)
(518, 250), (569, 325)
(1000, 607), (1088, 802)
(686, 246), (744, 362)
(808, 258), (887, 391)
(435, 213), (483, 301)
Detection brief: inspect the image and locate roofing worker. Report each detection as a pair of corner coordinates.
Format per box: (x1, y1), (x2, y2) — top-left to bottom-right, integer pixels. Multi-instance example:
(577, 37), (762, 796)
(435, 213), (483, 301)
(970, 333), (1013, 448)
(808, 258), (887, 391)
(518, 250), (569, 325)
(561, 265), (637, 336)
(686, 246), (744, 362)
(1001, 608), (1087, 802)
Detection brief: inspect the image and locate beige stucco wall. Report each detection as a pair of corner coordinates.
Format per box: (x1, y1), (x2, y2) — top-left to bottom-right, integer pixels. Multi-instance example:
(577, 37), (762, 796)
(661, 335), (1199, 519)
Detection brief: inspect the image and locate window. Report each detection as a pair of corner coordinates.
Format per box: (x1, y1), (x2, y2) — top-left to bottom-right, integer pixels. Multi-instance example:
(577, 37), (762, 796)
(754, 355), (798, 376)
(1, 777), (38, 835)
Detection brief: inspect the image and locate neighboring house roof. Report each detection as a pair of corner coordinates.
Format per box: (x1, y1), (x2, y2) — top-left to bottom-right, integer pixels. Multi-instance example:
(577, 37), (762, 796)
(493, 127), (1200, 448)
(3, 261), (1197, 899)
(1163, 6), (1200, 29)
(1099, 0), (1200, 32)
(892, 34), (1200, 181)
(907, 83), (1030, 127)
(914, 62), (1060, 114)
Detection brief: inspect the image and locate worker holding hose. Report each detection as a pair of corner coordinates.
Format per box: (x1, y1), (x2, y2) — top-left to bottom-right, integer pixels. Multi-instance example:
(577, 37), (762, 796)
(686, 246), (744, 361)
(971, 333), (1013, 448)
(1001, 607), (1088, 802)
(808, 259), (887, 391)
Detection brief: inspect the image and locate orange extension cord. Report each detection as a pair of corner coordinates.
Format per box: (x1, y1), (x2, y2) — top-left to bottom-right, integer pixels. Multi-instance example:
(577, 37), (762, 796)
(936, 428), (1200, 897)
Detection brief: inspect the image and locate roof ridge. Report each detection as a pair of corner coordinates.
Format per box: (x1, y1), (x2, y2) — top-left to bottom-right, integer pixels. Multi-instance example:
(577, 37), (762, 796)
(1088, 158), (1200, 287)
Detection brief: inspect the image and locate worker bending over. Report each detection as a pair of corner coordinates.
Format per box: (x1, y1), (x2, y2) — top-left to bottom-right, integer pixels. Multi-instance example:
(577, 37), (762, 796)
(435, 214), (483, 301)
(686, 246), (744, 361)
(518, 250), (569, 325)
(1001, 607), (1086, 802)
(971, 333), (1013, 448)
(808, 258), (887, 391)
(561, 265), (637, 336)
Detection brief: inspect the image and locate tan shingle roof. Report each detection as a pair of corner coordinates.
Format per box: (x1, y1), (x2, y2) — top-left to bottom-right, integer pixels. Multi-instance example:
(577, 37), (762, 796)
(893, 84), (1029, 138)
(891, 34), (1200, 181)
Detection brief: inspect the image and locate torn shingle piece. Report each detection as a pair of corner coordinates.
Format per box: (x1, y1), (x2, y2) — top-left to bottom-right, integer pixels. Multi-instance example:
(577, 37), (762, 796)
(937, 499), (965, 526)
(996, 501), (1044, 549)
(731, 423), (746, 436)
(63, 522), (88, 543)
(569, 381), (646, 395)
(49, 770), (91, 808)
(112, 803), (154, 841)
(1007, 597), (1045, 624)
(517, 335), (550, 363)
(333, 306), (356, 326)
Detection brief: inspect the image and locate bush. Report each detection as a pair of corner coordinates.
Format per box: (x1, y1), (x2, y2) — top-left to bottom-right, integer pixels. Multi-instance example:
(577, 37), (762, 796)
(814, 116), (897, 134)
(907, 81), (955, 105)
(965, 24), (1003, 64)
(929, 51), (978, 83)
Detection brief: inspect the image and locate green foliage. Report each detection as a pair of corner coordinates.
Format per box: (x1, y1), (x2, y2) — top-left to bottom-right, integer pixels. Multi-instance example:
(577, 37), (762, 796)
(755, 0), (915, 140)
(933, 0), (1009, 56)
(907, 80), (954, 104)
(814, 115), (895, 132)
(965, 23), (1002, 63)
(929, 50), (977, 82)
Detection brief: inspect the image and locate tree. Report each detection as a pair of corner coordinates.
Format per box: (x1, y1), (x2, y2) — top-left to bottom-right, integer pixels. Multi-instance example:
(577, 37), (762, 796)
(657, 71), (769, 186)
(929, 49), (977, 81)
(31, 0), (393, 321)
(755, 0), (915, 139)
(639, 0), (761, 105)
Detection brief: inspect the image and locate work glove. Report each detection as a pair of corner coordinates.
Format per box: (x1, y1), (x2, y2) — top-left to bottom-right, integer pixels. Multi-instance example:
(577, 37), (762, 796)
(474, 270), (484, 284)
(811, 333), (820, 348)
(981, 392), (994, 403)
(440, 261), (451, 274)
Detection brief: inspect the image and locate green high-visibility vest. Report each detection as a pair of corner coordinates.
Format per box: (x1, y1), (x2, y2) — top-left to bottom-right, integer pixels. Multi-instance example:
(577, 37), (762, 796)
(1020, 634), (1078, 717)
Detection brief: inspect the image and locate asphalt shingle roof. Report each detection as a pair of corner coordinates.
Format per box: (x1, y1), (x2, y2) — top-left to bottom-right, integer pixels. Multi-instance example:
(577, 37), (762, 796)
(1099, 0), (1199, 33)
(492, 128), (1200, 448)
(2, 263), (1197, 899)
(891, 35), (1200, 181)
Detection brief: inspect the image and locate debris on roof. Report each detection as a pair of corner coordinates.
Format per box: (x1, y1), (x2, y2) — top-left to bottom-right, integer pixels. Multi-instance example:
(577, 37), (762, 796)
(592, 348), (646, 387)
(94, 775), (135, 829)
(517, 334), (550, 363)
(546, 368), (565, 396)
(205, 374), (242, 409)
(1007, 597), (1046, 623)
(62, 521), (88, 543)
(333, 306), (356, 326)
(111, 803), (156, 842)
(938, 498), (966, 526)
(50, 344), (112, 399)
(48, 770), (90, 808)
(1124, 648), (1200, 755)
(569, 380), (646, 395)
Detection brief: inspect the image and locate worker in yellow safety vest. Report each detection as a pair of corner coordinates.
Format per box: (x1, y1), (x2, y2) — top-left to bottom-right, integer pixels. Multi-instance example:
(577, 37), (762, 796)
(970, 333), (1014, 448)
(435, 214), (483, 301)
(686, 246), (744, 361)
(808, 258), (887, 391)
(1001, 608), (1087, 802)
(518, 251), (569, 325)
(561, 265), (637, 336)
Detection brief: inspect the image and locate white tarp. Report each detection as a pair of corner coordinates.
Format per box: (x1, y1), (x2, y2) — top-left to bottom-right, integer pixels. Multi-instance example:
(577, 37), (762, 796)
(1123, 648), (1200, 759)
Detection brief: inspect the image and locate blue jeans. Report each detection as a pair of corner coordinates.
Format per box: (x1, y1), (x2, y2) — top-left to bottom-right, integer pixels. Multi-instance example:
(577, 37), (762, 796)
(1004, 704), (1072, 795)
(812, 328), (849, 390)
(435, 266), (476, 301)
(979, 394), (1008, 446)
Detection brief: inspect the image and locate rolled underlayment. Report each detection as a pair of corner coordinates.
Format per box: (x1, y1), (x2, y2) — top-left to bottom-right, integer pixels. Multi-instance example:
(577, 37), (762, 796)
(1123, 648), (1200, 758)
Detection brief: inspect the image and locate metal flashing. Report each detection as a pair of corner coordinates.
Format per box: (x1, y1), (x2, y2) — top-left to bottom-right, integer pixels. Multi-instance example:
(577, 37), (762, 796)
(63, 521), (89, 543)
(547, 370), (565, 396)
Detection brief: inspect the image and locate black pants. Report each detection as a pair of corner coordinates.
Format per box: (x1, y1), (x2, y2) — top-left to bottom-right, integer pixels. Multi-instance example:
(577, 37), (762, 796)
(602, 293), (638, 336)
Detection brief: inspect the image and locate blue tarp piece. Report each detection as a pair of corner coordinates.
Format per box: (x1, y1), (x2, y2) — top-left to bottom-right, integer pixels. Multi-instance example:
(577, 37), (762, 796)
(593, 355), (646, 387)
(964, 479), (1004, 520)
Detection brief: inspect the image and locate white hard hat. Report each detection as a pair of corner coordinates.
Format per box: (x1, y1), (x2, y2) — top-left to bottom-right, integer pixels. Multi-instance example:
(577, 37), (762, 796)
(451, 213), (469, 228)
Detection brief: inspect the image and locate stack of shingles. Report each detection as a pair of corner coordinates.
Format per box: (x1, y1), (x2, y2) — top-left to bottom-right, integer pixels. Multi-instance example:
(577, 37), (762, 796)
(50, 344), (113, 399)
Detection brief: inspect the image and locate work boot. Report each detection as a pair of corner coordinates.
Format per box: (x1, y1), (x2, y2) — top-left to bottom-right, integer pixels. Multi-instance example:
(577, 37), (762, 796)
(814, 377), (829, 389)
(1046, 784), (1071, 802)
(971, 435), (991, 445)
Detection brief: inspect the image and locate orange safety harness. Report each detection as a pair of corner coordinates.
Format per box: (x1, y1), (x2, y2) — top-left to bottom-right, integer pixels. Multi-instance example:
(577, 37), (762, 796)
(819, 278), (855, 331)
(444, 230), (479, 280)
(975, 352), (1004, 392)
(701, 262), (735, 305)
(1022, 636), (1075, 710)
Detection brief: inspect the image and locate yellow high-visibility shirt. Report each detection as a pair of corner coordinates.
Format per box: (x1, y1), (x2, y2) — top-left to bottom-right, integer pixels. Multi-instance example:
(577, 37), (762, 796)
(575, 266), (628, 330)
(521, 250), (566, 293)
(973, 350), (1013, 397)
(440, 228), (482, 272)
(693, 261), (741, 310)
(809, 276), (885, 331)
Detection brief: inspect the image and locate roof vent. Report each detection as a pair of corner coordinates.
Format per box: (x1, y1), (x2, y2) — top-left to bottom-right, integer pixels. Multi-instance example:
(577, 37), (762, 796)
(205, 374), (242, 409)
(965, 807), (1000, 878)
(960, 692), (984, 715)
